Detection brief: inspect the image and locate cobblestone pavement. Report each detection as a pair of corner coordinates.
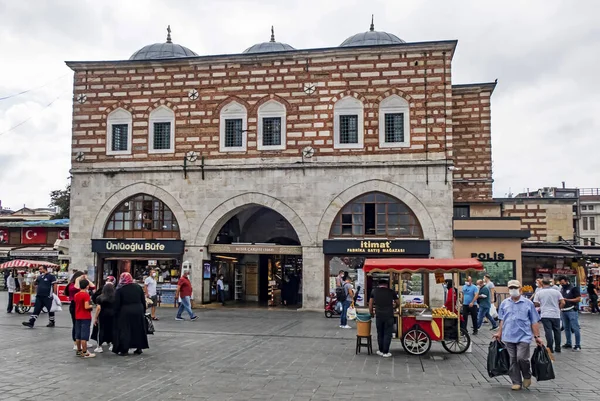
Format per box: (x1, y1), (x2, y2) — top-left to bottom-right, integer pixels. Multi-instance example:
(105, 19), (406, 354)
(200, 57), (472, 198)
(0, 296), (599, 401)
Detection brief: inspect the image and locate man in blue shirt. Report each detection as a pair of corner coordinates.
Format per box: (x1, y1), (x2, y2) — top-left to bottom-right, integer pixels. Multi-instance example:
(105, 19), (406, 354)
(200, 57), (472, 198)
(22, 266), (57, 329)
(494, 280), (544, 391)
(461, 276), (479, 335)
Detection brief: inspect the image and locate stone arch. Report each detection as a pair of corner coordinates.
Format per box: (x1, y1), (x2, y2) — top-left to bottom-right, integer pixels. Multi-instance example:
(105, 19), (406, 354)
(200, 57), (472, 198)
(194, 192), (312, 247)
(214, 96), (252, 116)
(142, 99), (184, 119)
(316, 180), (438, 243)
(375, 88), (415, 107)
(327, 90), (368, 110)
(91, 182), (191, 241)
(250, 94), (295, 114)
(101, 102), (136, 125)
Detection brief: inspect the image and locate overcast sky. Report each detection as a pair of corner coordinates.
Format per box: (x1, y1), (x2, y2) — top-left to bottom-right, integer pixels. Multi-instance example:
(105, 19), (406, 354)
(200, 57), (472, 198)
(0, 0), (598, 210)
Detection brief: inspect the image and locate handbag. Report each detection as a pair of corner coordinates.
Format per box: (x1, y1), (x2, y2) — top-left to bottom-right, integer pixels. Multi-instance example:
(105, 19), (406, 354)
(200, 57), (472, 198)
(347, 303), (357, 321)
(531, 345), (555, 381)
(487, 340), (510, 377)
(145, 313), (155, 335)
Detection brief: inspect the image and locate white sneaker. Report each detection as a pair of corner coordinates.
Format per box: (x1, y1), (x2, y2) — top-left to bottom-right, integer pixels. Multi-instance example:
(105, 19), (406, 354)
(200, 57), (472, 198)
(339, 325), (344, 328)
(342, 325), (352, 329)
(108, 344), (113, 352)
(94, 346), (103, 353)
(73, 345), (78, 350)
(383, 353), (392, 358)
(376, 351), (384, 356)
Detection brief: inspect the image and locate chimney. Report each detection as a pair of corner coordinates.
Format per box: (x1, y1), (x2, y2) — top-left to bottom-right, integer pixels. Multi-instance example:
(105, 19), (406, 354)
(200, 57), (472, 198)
(562, 181), (566, 189)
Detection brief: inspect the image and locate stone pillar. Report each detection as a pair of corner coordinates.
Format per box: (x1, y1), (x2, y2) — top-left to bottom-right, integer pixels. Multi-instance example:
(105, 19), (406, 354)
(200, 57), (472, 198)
(302, 245), (324, 310)
(185, 245), (207, 306)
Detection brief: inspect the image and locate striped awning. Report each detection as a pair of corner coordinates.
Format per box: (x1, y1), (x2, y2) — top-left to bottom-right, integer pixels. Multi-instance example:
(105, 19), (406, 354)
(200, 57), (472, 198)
(0, 259), (59, 269)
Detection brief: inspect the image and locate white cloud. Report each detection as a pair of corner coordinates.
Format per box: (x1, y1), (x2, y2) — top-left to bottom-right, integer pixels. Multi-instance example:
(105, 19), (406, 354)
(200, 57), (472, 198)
(0, 0), (599, 209)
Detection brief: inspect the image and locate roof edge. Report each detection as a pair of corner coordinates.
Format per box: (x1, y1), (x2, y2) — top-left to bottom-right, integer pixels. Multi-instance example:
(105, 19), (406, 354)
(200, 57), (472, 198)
(65, 40), (459, 70)
(452, 81), (498, 95)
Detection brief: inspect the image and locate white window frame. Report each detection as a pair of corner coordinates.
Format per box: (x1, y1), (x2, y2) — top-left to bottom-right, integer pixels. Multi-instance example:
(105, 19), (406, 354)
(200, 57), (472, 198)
(219, 101), (248, 152)
(378, 95), (410, 148)
(582, 205), (588, 211)
(257, 100), (286, 151)
(583, 217), (589, 231)
(148, 106), (175, 154)
(333, 96), (364, 150)
(591, 216), (596, 231)
(106, 108), (132, 155)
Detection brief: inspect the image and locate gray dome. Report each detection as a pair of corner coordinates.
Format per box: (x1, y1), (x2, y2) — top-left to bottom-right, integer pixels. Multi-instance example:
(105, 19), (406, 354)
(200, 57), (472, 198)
(243, 27), (295, 54)
(340, 18), (405, 47)
(129, 26), (198, 60)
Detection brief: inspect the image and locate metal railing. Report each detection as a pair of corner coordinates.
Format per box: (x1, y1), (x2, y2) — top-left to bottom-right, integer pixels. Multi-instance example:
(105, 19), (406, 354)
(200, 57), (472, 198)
(580, 188), (600, 196)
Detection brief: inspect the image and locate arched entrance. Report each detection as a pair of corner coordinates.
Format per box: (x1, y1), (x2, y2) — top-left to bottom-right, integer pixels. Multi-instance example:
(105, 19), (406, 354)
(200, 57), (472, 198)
(92, 194), (186, 303)
(323, 191), (430, 307)
(206, 205), (303, 308)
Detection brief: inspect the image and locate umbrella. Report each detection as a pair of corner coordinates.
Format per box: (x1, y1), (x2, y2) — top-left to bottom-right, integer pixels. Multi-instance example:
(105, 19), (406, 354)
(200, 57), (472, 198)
(0, 260), (59, 270)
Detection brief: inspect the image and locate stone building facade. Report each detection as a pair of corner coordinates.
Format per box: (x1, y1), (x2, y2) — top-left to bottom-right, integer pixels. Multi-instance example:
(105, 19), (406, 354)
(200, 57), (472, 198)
(67, 25), (496, 308)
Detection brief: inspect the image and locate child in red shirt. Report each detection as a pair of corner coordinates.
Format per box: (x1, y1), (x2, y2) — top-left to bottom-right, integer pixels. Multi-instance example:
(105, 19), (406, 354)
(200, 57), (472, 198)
(74, 279), (95, 358)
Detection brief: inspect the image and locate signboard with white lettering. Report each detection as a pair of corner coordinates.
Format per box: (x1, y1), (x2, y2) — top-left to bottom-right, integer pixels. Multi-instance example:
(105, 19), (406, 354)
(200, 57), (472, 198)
(322, 239), (430, 255)
(91, 239), (185, 255)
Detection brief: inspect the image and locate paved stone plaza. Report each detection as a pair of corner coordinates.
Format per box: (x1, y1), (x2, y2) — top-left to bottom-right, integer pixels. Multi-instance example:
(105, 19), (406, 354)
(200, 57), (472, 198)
(0, 298), (599, 401)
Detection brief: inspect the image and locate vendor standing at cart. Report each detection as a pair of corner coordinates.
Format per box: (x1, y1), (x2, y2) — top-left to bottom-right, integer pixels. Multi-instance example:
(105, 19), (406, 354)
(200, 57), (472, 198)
(369, 278), (399, 358)
(22, 265), (57, 328)
(6, 270), (16, 313)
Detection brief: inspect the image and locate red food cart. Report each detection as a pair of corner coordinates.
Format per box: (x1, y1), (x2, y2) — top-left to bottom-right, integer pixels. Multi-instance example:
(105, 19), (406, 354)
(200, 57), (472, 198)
(363, 258), (484, 356)
(0, 259), (61, 314)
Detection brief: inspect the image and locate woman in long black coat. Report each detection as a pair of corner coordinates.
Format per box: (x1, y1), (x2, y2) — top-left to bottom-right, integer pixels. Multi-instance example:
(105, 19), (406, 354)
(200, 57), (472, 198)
(112, 272), (149, 356)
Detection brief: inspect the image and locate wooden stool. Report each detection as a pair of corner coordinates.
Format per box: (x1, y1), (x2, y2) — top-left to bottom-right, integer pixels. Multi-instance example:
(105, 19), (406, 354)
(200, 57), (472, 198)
(356, 335), (373, 355)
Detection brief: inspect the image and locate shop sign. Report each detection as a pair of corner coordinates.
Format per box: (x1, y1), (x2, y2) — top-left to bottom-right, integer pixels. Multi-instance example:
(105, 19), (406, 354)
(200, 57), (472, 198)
(470, 252), (505, 261)
(536, 268), (552, 274)
(91, 239), (185, 255)
(10, 250), (59, 257)
(322, 239), (430, 255)
(208, 244), (302, 255)
(554, 269), (573, 275)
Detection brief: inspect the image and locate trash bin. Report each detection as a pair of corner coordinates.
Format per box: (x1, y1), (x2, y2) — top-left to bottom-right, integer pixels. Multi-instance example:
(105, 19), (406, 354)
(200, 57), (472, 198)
(356, 313), (372, 336)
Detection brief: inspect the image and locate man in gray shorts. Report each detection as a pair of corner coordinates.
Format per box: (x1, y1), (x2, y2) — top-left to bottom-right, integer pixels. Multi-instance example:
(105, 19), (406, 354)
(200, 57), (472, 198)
(144, 269), (158, 321)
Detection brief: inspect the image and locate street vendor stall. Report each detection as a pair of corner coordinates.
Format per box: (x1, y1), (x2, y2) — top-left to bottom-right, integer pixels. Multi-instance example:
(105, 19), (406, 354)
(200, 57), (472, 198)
(0, 259), (60, 314)
(363, 258), (484, 356)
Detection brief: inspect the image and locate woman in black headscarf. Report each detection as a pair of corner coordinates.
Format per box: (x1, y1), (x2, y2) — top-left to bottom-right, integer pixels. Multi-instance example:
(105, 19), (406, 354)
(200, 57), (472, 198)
(112, 272), (149, 356)
(91, 281), (116, 353)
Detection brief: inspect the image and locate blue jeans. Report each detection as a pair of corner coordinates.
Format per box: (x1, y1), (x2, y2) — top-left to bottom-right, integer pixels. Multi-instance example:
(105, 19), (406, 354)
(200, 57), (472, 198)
(561, 310), (581, 347)
(177, 296), (195, 319)
(477, 305), (497, 329)
(340, 300), (351, 326)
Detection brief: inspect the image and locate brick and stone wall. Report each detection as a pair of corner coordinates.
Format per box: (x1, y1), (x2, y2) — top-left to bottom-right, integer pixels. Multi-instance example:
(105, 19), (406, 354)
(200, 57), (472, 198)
(451, 83), (495, 202)
(502, 201), (575, 242)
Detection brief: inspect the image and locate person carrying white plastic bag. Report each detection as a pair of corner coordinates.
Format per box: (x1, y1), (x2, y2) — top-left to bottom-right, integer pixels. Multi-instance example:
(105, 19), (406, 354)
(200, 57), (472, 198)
(347, 302), (357, 321)
(50, 292), (62, 313)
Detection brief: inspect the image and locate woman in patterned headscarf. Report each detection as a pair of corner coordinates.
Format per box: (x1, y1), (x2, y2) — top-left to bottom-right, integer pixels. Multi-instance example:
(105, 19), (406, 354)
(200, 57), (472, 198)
(112, 272), (149, 356)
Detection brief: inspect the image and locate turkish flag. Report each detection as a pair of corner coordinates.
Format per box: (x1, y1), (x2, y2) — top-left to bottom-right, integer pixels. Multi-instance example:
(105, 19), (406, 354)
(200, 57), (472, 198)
(0, 229), (8, 244)
(58, 229), (69, 240)
(21, 227), (47, 244)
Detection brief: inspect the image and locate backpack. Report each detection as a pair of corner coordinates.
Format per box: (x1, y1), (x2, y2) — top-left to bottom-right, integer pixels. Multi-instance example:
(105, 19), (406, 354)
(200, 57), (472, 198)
(335, 285), (347, 302)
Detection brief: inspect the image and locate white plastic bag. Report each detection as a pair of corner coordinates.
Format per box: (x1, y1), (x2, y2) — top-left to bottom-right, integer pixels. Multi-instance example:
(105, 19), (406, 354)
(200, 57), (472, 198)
(490, 304), (498, 319)
(347, 304), (357, 321)
(50, 293), (62, 312)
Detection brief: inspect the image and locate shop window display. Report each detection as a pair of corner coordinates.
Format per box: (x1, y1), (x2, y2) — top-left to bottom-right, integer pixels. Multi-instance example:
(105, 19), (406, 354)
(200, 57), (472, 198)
(460, 260), (516, 287)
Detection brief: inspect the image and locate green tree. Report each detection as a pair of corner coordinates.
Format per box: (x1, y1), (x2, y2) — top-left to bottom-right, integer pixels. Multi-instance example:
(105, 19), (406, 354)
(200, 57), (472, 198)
(49, 184), (70, 219)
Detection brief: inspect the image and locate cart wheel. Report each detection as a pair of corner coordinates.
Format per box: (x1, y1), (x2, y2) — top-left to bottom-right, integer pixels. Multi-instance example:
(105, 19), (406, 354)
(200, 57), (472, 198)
(442, 328), (471, 354)
(324, 310), (333, 318)
(401, 327), (432, 356)
(15, 304), (28, 314)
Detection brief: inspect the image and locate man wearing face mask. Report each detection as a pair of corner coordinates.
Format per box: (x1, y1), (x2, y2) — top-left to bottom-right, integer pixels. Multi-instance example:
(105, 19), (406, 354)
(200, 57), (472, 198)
(558, 276), (581, 351)
(494, 280), (543, 391)
(144, 269), (158, 321)
(461, 276), (479, 335)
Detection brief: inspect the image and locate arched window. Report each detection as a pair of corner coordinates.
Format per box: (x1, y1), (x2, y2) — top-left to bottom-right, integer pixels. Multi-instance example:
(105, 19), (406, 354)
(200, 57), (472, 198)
(106, 108), (132, 155)
(257, 100), (286, 150)
(104, 194), (180, 239)
(378, 95), (410, 148)
(149, 106), (175, 154)
(329, 192), (422, 238)
(333, 96), (364, 149)
(219, 101), (248, 152)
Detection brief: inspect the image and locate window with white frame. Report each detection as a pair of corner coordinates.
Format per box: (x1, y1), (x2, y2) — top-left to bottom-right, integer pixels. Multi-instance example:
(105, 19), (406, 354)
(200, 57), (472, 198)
(149, 106), (175, 154)
(590, 205), (595, 211)
(257, 100), (286, 150)
(106, 108), (132, 155)
(582, 205), (588, 211)
(378, 95), (410, 148)
(219, 101), (247, 152)
(583, 217), (589, 231)
(591, 217), (596, 231)
(333, 96), (364, 149)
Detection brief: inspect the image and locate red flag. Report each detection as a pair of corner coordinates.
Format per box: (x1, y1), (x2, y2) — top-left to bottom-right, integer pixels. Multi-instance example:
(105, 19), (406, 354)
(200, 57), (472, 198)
(21, 227), (47, 244)
(58, 229), (69, 240)
(0, 228), (8, 244)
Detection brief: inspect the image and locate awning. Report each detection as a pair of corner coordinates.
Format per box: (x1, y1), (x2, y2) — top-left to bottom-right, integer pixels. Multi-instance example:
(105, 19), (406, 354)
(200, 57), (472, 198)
(0, 247), (12, 258)
(9, 247), (59, 258)
(0, 260), (59, 269)
(363, 258), (484, 274)
(579, 248), (600, 257)
(522, 247), (581, 258)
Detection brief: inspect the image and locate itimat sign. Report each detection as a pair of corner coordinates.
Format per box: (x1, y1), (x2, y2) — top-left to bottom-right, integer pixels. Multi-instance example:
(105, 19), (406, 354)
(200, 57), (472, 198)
(92, 239), (185, 254)
(323, 239), (430, 255)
